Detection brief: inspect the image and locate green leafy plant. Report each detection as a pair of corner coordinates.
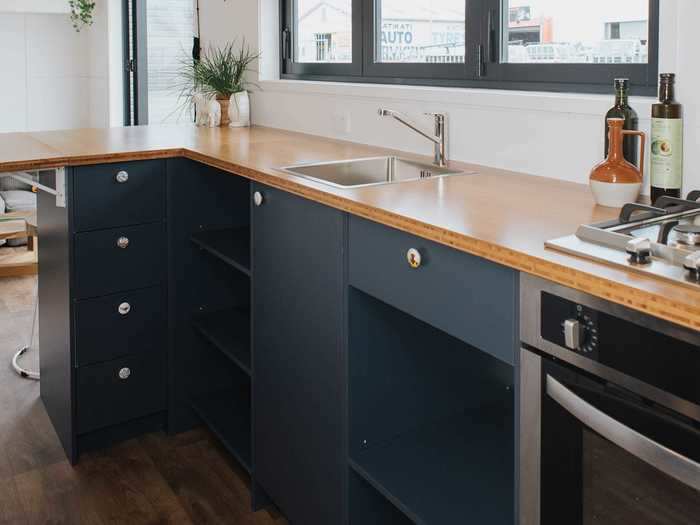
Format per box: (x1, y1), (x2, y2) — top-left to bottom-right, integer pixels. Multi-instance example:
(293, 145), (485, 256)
(69, 0), (96, 31)
(178, 40), (260, 101)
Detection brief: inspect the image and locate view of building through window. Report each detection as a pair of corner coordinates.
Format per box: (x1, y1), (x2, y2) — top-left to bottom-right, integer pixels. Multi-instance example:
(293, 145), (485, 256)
(293, 0), (649, 67)
(296, 0), (352, 63)
(506, 0), (649, 63)
(377, 0), (466, 63)
(146, 0), (195, 123)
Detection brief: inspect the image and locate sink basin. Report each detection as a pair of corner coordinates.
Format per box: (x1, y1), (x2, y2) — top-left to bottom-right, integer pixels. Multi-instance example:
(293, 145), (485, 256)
(279, 156), (467, 189)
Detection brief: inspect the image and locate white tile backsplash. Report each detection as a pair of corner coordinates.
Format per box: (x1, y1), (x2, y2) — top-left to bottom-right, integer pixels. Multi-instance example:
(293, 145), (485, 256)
(25, 14), (88, 78)
(0, 14), (28, 132)
(26, 76), (90, 131)
(1, 12), (94, 132)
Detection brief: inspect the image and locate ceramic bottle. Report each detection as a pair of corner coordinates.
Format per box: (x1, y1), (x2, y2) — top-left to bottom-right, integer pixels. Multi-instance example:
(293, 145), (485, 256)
(590, 118), (646, 208)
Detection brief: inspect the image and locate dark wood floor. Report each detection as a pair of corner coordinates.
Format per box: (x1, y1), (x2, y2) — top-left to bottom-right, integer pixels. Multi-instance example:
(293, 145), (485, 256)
(0, 275), (287, 525)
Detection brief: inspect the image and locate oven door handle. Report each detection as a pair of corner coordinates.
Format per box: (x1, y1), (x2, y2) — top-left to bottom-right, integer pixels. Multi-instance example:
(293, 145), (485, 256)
(546, 375), (700, 491)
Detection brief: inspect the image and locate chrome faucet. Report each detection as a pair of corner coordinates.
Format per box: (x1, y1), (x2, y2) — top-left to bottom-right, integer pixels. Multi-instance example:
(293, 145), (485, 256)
(378, 108), (447, 167)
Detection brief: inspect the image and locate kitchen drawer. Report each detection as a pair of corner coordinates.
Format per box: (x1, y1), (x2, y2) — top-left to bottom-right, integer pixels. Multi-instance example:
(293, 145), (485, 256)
(74, 222), (165, 299)
(73, 160), (165, 232)
(349, 217), (518, 365)
(74, 286), (165, 367)
(76, 354), (166, 434)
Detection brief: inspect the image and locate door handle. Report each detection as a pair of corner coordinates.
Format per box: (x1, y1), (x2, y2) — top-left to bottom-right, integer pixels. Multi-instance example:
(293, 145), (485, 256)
(546, 375), (700, 491)
(486, 9), (497, 63)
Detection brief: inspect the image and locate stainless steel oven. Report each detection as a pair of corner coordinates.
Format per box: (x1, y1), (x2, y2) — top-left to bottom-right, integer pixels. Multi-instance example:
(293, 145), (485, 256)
(520, 274), (700, 525)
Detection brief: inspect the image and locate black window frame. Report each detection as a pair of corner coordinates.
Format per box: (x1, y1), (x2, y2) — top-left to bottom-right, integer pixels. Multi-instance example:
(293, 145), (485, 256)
(122, 0), (149, 125)
(280, 0), (660, 96)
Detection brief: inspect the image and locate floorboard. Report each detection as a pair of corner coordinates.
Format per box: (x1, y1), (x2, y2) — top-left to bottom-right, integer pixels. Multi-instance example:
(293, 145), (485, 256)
(0, 275), (287, 525)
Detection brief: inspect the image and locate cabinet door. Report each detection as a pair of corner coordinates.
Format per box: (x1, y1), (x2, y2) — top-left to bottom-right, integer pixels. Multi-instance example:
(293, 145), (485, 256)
(252, 185), (346, 525)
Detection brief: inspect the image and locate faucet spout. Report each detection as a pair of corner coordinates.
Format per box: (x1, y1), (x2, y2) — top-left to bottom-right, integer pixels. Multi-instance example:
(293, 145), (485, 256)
(378, 108), (447, 167)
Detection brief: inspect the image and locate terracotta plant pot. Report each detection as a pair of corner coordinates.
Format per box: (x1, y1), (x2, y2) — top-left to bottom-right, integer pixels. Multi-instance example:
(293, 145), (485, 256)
(217, 97), (231, 127)
(590, 118), (646, 208)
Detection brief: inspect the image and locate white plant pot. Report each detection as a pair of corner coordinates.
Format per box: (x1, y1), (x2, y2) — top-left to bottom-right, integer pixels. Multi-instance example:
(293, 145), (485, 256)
(228, 91), (250, 128)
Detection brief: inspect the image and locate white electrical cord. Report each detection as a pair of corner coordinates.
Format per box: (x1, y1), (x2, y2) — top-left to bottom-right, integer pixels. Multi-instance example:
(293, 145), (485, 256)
(11, 279), (39, 380)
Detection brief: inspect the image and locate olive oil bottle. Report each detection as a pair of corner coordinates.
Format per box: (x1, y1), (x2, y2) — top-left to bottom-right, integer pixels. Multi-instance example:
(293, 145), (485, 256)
(604, 79), (639, 166)
(651, 73), (683, 203)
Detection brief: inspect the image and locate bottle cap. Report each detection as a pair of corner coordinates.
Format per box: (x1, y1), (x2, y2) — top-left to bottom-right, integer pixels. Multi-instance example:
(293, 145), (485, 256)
(614, 78), (629, 89)
(660, 73), (676, 83)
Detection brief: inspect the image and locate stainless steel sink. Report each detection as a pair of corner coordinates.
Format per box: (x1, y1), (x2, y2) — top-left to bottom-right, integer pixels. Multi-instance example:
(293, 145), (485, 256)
(279, 156), (467, 189)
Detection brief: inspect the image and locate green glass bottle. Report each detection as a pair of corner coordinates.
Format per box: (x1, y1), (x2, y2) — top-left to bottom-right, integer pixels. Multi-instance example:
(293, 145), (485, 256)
(604, 78), (639, 167)
(651, 73), (683, 203)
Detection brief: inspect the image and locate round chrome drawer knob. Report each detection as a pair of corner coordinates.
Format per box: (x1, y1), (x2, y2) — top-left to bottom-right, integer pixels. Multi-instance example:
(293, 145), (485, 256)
(253, 191), (264, 207)
(118, 302), (131, 315)
(407, 248), (422, 269)
(115, 171), (129, 183)
(116, 236), (130, 249)
(118, 367), (131, 380)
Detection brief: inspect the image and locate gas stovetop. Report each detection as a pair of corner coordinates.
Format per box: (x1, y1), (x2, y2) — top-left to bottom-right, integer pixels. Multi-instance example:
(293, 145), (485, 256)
(547, 191), (700, 289)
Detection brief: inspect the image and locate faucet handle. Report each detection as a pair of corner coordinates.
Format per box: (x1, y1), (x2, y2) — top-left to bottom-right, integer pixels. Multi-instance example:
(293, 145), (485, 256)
(424, 112), (446, 126)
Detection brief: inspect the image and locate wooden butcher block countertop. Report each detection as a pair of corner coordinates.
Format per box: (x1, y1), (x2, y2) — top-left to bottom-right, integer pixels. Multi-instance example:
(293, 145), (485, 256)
(1, 124), (698, 331)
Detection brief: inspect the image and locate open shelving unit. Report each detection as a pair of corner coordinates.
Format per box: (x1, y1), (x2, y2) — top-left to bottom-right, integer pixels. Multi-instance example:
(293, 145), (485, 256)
(192, 308), (251, 376)
(348, 288), (515, 525)
(169, 164), (254, 483)
(349, 407), (513, 525)
(191, 227), (251, 277)
(190, 385), (252, 472)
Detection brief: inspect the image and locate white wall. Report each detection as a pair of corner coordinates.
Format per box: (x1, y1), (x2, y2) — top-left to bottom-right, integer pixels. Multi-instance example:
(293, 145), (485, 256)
(0, 1), (70, 14)
(85, 0), (124, 128)
(200, 0), (700, 192)
(0, 12), (91, 132)
(0, 1), (122, 133)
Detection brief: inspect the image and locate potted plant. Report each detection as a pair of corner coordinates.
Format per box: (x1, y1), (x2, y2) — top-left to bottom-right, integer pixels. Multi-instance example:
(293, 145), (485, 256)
(178, 40), (260, 127)
(69, 0), (96, 31)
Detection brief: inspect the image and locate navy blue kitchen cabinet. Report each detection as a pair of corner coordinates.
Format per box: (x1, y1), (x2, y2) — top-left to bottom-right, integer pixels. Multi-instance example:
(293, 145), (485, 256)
(166, 158), (253, 473)
(39, 161), (168, 464)
(347, 216), (519, 525)
(252, 184), (347, 525)
(38, 158), (520, 524)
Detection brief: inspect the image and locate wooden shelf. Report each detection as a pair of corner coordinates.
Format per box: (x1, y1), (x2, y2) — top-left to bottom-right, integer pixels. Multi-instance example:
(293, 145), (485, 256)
(192, 309), (251, 376)
(190, 387), (251, 473)
(349, 407), (513, 525)
(191, 228), (251, 276)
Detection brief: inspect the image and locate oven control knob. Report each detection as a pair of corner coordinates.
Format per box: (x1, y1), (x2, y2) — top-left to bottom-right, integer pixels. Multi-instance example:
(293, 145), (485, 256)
(626, 237), (652, 265)
(683, 251), (700, 281)
(563, 319), (584, 351)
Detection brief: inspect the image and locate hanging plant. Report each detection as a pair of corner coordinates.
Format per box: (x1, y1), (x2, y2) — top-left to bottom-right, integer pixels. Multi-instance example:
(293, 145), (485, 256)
(69, 0), (96, 32)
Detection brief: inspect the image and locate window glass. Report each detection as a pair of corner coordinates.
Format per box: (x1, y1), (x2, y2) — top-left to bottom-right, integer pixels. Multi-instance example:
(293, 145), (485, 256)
(506, 0), (649, 64)
(295, 0), (352, 63)
(146, 0), (195, 123)
(376, 0), (466, 64)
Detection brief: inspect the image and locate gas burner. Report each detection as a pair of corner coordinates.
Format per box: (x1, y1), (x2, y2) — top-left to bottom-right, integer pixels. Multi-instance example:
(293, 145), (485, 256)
(546, 191), (700, 289)
(674, 224), (700, 246)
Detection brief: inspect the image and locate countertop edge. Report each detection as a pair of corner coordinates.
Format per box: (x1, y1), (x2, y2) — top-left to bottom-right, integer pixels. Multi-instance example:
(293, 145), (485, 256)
(183, 149), (700, 332)
(2, 138), (697, 331)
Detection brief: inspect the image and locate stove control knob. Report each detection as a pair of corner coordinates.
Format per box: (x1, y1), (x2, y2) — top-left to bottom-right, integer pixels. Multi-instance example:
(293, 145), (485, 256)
(683, 252), (700, 281)
(563, 319), (584, 351)
(626, 237), (652, 265)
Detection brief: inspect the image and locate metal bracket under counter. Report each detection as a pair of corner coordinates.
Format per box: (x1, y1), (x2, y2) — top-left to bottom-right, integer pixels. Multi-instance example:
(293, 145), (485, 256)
(0, 167), (66, 208)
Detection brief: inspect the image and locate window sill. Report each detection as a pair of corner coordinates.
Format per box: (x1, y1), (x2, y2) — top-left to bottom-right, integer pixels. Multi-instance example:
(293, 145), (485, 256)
(256, 78), (656, 119)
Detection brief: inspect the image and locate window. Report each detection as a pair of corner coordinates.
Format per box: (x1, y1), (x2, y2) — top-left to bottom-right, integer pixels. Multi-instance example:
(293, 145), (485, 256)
(123, 0), (196, 125)
(280, 0), (659, 94)
(376, 0), (466, 64)
(145, 0), (195, 123)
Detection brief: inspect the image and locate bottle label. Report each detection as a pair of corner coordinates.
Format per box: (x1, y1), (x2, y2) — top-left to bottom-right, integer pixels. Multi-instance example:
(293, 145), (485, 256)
(651, 118), (683, 190)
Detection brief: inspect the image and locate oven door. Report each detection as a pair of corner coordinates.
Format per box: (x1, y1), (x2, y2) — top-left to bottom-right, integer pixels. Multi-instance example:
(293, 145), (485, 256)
(520, 348), (700, 525)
